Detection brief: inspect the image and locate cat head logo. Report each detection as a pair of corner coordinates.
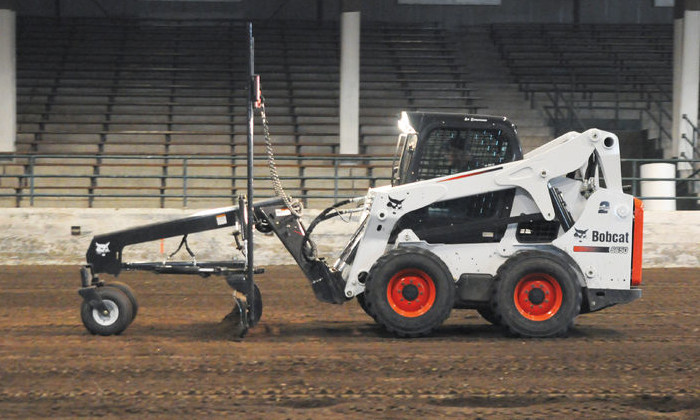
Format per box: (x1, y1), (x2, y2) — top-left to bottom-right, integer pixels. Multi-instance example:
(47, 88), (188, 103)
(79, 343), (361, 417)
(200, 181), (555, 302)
(573, 228), (588, 241)
(387, 196), (405, 211)
(95, 242), (110, 257)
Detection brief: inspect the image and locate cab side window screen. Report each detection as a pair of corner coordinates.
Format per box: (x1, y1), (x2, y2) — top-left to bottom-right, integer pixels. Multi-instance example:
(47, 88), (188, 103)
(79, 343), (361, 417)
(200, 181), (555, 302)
(416, 127), (512, 181)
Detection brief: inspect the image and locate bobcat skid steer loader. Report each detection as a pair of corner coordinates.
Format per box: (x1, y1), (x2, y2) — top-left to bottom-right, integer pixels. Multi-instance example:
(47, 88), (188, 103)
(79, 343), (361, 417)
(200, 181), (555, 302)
(322, 111), (643, 338)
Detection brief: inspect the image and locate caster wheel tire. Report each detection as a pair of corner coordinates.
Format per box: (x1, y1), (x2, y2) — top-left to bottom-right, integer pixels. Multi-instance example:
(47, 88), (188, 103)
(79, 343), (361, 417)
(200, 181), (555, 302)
(80, 287), (134, 336)
(491, 251), (582, 338)
(105, 282), (138, 322)
(365, 247), (455, 337)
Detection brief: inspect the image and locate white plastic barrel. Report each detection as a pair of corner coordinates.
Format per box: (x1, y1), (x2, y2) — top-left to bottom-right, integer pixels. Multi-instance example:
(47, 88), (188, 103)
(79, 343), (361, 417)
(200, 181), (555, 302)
(640, 163), (676, 211)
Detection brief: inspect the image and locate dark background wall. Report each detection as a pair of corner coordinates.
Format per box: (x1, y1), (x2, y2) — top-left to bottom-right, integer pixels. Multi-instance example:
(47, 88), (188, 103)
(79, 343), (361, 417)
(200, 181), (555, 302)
(16, 0), (674, 25)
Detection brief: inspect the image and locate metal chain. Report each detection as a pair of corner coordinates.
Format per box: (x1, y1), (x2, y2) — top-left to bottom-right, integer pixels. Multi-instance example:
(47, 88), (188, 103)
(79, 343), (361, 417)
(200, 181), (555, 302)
(259, 96), (303, 218)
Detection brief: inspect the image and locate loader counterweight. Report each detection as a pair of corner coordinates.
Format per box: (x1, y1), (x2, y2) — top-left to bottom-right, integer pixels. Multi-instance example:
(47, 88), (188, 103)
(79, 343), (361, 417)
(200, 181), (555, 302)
(632, 198), (644, 286)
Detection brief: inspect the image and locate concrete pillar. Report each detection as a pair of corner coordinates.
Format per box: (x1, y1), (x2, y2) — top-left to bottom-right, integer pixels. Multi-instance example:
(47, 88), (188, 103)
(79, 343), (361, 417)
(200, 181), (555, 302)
(339, 0), (360, 155)
(672, 0), (700, 171)
(0, 1), (16, 153)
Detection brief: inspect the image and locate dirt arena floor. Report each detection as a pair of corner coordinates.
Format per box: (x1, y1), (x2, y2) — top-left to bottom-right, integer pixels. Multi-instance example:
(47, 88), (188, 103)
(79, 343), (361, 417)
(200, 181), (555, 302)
(0, 265), (698, 419)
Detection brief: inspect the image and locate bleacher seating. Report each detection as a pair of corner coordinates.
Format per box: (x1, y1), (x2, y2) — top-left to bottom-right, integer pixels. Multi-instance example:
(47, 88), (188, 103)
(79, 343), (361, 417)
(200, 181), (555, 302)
(13, 20), (681, 208)
(490, 23), (673, 153)
(7, 17), (482, 208)
(491, 24), (672, 95)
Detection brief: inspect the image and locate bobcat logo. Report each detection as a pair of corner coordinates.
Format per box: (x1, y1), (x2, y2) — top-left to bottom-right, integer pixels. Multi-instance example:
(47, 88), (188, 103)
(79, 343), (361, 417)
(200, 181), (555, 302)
(573, 228), (588, 241)
(95, 242), (111, 257)
(387, 196), (405, 210)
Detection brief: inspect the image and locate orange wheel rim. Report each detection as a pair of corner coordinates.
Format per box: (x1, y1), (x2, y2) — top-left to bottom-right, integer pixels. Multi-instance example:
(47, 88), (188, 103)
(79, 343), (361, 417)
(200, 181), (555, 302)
(513, 273), (563, 321)
(386, 269), (436, 318)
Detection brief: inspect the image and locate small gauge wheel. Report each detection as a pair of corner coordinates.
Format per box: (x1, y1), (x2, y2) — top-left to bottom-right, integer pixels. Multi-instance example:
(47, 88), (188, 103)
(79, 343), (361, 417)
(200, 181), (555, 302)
(80, 286), (134, 336)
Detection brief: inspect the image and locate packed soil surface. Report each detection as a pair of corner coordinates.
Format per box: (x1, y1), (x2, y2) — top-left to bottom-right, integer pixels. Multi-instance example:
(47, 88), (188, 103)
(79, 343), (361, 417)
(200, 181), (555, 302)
(0, 265), (698, 419)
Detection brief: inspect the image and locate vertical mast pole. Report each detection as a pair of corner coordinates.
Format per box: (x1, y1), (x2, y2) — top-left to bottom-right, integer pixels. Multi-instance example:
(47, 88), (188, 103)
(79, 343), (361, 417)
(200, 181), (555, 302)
(246, 22), (256, 317)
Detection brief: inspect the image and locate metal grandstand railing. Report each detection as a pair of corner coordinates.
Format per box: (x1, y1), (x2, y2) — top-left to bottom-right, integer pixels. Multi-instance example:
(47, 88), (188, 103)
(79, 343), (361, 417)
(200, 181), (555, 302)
(0, 154), (393, 208)
(0, 154), (697, 209)
(626, 158), (699, 209)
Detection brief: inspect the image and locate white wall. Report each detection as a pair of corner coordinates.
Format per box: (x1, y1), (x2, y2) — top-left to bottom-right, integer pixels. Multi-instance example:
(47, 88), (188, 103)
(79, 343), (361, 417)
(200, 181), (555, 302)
(0, 208), (696, 267)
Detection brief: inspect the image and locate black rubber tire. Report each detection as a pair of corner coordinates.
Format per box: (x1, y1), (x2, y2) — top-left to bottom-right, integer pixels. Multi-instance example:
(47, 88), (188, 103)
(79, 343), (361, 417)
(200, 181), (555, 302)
(365, 247), (455, 337)
(356, 293), (377, 321)
(476, 306), (501, 326)
(106, 281), (138, 322)
(491, 251), (582, 338)
(80, 287), (134, 336)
